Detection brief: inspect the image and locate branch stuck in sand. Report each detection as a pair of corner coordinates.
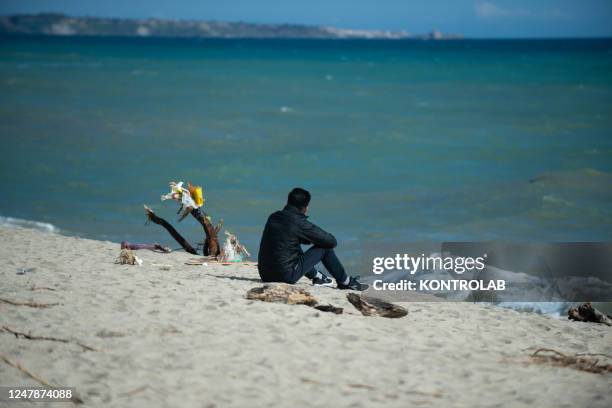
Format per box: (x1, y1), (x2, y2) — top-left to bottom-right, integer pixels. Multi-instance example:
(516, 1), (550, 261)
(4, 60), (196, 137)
(0, 353), (84, 404)
(0, 297), (59, 308)
(2, 326), (99, 352)
(144, 205), (199, 255)
(531, 348), (612, 374)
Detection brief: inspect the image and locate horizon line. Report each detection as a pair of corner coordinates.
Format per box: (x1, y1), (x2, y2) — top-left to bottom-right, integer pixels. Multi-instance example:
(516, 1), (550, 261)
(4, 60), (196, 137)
(2, 12), (612, 40)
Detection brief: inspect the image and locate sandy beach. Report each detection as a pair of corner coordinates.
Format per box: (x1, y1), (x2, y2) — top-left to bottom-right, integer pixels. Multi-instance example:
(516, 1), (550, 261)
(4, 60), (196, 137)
(0, 225), (610, 407)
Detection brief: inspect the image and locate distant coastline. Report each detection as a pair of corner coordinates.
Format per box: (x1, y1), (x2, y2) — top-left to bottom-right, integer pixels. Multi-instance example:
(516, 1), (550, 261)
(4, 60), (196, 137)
(0, 13), (462, 40)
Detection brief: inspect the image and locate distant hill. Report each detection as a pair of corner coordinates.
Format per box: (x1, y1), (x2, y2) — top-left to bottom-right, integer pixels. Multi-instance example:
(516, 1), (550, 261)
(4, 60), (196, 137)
(0, 13), (461, 40)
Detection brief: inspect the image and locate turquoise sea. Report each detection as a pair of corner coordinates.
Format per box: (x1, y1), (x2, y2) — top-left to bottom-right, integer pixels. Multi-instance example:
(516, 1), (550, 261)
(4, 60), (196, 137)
(1, 36), (611, 260)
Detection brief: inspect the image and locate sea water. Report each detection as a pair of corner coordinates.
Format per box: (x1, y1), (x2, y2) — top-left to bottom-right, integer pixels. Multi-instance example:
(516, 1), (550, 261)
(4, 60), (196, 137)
(1, 36), (611, 270)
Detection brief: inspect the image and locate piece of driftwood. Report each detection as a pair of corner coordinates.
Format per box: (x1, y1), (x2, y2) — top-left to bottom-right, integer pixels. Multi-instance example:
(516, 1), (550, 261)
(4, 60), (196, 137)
(215, 219), (224, 234)
(568, 302), (612, 326)
(190, 208), (221, 256)
(146, 182), (254, 257)
(144, 205), (198, 255)
(247, 284), (318, 306)
(30, 286), (56, 292)
(246, 285), (344, 314)
(119, 385), (149, 397)
(145, 204), (221, 257)
(346, 293), (408, 318)
(314, 304), (344, 314)
(1, 326), (99, 352)
(531, 348), (612, 374)
(185, 261), (206, 266)
(185, 256), (216, 266)
(346, 383), (377, 390)
(0, 298), (59, 308)
(0, 353), (84, 404)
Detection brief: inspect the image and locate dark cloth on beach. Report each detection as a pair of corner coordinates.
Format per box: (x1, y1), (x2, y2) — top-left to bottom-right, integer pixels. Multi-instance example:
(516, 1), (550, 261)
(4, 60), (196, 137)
(258, 204), (347, 284)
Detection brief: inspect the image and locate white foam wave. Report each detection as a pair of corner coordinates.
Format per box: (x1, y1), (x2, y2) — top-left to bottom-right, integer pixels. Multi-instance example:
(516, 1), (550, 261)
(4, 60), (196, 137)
(496, 302), (571, 319)
(0, 216), (60, 233)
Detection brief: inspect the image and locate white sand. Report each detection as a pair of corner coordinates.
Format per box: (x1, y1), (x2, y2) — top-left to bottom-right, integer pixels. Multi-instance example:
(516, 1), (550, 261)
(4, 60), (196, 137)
(0, 225), (610, 407)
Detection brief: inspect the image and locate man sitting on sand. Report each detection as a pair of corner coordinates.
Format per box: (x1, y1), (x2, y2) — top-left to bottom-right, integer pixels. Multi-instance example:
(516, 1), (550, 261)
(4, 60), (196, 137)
(258, 187), (366, 290)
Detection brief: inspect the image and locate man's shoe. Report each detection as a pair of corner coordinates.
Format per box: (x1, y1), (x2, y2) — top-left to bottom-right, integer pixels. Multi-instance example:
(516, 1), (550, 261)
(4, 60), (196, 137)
(312, 274), (334, 287)
(337, 276), (368, 291)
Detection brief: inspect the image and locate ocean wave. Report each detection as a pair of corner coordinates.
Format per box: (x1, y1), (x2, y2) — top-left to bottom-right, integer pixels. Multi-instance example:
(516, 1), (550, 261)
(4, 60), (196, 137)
(0, 216), (60, 233)
(496, 302), (572, 318)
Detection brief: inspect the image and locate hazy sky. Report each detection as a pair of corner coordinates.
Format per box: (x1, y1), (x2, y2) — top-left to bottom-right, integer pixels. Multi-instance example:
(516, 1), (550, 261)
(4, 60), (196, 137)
(1, 0), (611, 38)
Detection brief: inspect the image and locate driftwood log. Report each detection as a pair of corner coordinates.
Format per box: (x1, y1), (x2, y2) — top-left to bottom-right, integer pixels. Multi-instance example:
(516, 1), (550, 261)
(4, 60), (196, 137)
(247, 284), (318, 306)
(246, 284), (344, 314)
(144, 205), (221, 257)
(568, 302), (612, 326)
(190, 209), (221, 256)
(144, 205), (198, 255)
(313, 304), (344, 314)
(2, 325), (99, 352)
(0, 298), (59, 308)
(346, 293), (408, 318)
(246, 285), (410, 318)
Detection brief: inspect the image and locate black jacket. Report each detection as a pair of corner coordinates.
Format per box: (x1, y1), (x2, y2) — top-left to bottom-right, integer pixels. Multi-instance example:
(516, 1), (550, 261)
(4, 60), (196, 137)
(258, 205), (337, 282)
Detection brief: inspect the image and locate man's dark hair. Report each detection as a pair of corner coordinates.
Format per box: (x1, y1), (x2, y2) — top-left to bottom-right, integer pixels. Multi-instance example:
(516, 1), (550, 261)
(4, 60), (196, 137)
(287, 187), (311, 209)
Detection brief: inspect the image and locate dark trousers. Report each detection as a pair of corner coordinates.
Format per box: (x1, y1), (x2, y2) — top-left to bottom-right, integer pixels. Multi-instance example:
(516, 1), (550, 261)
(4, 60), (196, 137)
(289, 246), (348, 284)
